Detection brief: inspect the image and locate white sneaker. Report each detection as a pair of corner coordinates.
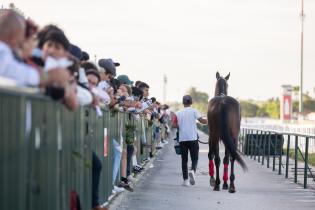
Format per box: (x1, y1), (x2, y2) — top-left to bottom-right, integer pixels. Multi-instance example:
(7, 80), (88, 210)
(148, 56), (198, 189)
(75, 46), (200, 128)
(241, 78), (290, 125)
(112, 185), (125, 194)
(158, 142), (164, 148)
(189, 170), (196, 185)
(127, 175), (137, 183)
(182, 179), (190, 186)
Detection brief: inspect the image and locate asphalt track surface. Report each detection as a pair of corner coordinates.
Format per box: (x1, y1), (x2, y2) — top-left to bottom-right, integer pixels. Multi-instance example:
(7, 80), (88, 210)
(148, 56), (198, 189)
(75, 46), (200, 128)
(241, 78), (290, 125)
(110, 131), (315, 210)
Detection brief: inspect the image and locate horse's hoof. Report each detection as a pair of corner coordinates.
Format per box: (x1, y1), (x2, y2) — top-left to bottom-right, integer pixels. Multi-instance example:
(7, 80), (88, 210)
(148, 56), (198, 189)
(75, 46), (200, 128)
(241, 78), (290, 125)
(210, 177), (215, 187)
(229, 186), (236, 193)
(213, 185), (220, 191)
(222, 182), (229, 190)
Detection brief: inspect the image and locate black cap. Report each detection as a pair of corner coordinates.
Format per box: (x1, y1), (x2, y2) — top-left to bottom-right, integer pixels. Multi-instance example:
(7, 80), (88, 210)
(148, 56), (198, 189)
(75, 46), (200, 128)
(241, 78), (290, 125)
(98, 58), (120, 77)
(182, 95), (192, 105)
(69, 44), (82, 60)
(81, 51), (89, 61)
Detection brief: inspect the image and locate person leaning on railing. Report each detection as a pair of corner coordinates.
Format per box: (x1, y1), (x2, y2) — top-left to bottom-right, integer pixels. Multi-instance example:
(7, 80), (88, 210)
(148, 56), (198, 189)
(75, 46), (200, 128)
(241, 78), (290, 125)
(0, 11), (79, 111)
(0, 10), (40, 86)
(0, 9), (170, 209)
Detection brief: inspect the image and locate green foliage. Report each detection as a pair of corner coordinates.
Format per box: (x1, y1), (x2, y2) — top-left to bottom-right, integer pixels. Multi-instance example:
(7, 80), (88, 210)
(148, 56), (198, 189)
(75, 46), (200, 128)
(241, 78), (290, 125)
(187, 87), (209, 104)
(239, 100), (259, 117)
(240, 98), (280, 119)
(288, 149), (315, 166)
(304, 95), (315, 112)
(125, 123), (136, 145)
(261, 98), (280, 119)
(186, 87), (209, 114)
(171, 87), (315, 119)
(291, 94), (315, 113)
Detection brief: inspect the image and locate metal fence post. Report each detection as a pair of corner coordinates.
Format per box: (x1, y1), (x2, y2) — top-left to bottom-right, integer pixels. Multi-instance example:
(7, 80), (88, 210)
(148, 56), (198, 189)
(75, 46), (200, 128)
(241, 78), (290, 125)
(273, 133), (277, 171)
(294, 135), (298, 183)
(250, 130), (254, 159)
(285, 135), (290, 179)
(254, 130), (257, 161)
(304, 137), (309, 189)
(267, 132), (271, 168)
(246, 129), (250, 156)
(262, 131), (266, 166)
(258, 130), (261, 163)
(278, 135), (283, 175)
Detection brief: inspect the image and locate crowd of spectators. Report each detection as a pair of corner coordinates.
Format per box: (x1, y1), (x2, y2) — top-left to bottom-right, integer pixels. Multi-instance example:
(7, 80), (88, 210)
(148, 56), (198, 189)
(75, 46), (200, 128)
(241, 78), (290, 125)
(0, 9), (171, 210)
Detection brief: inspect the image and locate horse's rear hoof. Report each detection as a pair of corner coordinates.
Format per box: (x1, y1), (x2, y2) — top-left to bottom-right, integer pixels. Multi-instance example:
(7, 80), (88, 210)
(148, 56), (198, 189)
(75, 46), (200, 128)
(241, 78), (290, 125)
(229, 186), (236, 193)
(213, 185), (220, 191)
(210, 177), (215, 187)
(222, 182), (229, 190)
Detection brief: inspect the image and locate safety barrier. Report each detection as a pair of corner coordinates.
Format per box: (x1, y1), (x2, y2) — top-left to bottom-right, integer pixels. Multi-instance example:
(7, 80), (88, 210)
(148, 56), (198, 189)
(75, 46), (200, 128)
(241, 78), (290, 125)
(196, 122), (315, 189)
(0, 87), (157, 210)
(239, 127), (315, 189)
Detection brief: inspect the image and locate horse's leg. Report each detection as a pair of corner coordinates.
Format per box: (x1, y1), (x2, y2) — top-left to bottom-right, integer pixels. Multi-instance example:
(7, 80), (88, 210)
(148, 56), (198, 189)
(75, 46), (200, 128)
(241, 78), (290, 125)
(222, 148), (229, 190)
(213, 142), (221, 191)
(229, 156), (236, 193)
(208, 139), (215, 187)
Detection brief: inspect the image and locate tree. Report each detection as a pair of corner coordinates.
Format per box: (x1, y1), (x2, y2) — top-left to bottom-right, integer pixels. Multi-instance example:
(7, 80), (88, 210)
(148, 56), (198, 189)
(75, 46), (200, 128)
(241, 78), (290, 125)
(187, 87), (209, 104)
(263, 98), (280, 119)
(239, 100), (259, 117)
(293, 93), (315, 113)
(186, 87), (209, 114)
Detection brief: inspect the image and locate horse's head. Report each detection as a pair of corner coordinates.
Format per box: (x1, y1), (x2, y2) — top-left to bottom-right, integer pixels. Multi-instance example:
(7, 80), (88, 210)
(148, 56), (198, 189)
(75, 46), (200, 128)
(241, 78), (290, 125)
(215, 72), (230, 96)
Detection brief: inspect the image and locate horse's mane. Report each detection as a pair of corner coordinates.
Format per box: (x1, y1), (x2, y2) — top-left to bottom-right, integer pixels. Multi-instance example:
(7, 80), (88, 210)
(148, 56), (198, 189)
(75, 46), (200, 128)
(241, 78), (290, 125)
(214, 78), (228, 96)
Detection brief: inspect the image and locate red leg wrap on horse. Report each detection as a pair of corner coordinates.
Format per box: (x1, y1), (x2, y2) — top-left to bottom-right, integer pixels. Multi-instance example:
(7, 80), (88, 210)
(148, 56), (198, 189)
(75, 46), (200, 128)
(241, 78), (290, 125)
(223, 164), (229, 182)
(209, 160), (214, 176)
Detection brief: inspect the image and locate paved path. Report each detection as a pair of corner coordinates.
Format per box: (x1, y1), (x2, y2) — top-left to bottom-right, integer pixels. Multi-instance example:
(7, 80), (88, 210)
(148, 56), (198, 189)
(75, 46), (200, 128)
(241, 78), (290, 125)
(111, 132), (315, 210)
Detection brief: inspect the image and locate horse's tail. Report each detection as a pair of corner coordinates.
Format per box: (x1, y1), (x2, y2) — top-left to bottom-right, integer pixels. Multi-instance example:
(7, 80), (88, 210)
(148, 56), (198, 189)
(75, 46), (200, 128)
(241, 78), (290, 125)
(219, 103), (248, 172)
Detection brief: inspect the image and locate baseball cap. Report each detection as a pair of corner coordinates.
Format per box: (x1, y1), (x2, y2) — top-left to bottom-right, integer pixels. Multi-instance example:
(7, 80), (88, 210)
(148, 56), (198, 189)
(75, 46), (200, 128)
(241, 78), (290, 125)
(81, 51), (90, 61)
(117, 75), (134, 85)
(182, 95), (192, 105)
(69, 44), (82, 60)
(98, 58), (120, 77)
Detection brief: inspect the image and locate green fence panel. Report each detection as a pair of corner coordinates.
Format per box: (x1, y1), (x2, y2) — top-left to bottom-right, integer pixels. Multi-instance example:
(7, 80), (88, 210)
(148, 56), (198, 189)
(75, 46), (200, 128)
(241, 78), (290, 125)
(134, 117), (142, 166)
(27, 97), (60, 210)
(109, 112), (120, 186)
(0, 92), (27, 210)
(0, 89), (163, 210)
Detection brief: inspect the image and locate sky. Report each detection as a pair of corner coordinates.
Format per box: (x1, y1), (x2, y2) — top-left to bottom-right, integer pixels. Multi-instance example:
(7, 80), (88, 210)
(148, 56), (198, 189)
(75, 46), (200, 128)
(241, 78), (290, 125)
(2, 0), (315, 102)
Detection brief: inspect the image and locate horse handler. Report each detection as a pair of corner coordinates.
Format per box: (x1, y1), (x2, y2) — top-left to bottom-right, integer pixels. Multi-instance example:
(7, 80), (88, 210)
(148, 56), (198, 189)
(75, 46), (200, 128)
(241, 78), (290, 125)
(175, 95), (208, 186)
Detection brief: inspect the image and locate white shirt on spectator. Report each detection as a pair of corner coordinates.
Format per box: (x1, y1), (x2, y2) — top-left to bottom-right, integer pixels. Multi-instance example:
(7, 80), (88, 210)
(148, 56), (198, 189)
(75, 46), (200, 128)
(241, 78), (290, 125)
(0, 41), (39, 86)
(176, 107), (201, 142)
(98, 81), (110, 91)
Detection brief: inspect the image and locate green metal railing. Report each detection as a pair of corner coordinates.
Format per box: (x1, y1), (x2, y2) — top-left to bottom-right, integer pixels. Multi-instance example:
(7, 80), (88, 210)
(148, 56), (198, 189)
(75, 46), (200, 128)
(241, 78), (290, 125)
(239, 127), (315, 189)
(0, 88), (156, 210)
(196, 122), (315, 189)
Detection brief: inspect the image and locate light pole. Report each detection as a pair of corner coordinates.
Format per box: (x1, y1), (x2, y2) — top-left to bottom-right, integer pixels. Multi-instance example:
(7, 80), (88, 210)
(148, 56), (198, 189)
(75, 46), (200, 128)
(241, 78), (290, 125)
(299, 0), (305, 113)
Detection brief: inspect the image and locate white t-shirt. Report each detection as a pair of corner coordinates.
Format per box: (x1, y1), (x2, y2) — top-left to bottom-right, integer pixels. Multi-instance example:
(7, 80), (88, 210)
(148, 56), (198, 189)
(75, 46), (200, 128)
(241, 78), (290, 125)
(176, 107), (201, 142)
(98, 81), (111, 91)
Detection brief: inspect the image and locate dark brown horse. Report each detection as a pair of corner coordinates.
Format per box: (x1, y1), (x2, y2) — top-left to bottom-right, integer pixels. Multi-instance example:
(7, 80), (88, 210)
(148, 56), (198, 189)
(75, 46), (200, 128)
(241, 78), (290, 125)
(207, 72), (247, 193)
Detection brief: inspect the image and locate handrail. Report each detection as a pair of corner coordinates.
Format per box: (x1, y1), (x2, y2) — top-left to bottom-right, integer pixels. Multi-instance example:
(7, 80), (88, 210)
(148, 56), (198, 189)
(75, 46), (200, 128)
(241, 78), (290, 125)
(241, 125), (315, 139)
